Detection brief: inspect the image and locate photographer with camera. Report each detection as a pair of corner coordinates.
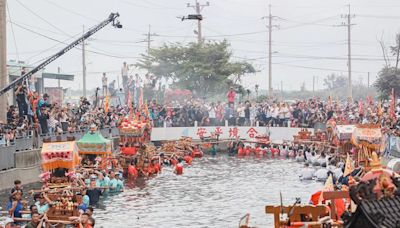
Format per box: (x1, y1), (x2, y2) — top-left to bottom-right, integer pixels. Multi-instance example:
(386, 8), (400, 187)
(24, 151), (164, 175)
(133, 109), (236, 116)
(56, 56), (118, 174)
(15, 83), (28, 117)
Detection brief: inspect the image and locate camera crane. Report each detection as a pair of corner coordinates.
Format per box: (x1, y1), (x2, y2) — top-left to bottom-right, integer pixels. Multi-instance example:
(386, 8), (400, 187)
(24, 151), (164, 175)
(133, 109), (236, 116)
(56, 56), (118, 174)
(0, 12), (122, 97)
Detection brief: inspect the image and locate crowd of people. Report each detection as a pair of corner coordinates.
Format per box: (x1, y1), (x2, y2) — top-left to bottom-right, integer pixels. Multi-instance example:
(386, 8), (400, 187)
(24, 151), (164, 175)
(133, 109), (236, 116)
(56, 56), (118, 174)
(2, 63), (400, 146)
(147, 94), (400, 130)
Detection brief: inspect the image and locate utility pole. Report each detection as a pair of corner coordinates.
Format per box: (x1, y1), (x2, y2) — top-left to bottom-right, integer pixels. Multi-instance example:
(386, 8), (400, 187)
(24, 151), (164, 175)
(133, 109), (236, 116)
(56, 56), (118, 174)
(367, 72), (370, 88)
(143, 24), (158, 55)
(58, 67), (62, 104)
(340, 5), (355, 101)
(57, 67), (61, 88)
(187, 0), (209, 43)
(82, 26), (87, 97)
(0, 0), (6, 121)
(263, 5), (278, 97)
(312, 76), (315, 95)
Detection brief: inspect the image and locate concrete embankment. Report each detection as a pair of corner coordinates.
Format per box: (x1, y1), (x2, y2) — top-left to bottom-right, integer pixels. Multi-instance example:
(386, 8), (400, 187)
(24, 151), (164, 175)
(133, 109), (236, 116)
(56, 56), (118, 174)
(0, 149), (42, 190)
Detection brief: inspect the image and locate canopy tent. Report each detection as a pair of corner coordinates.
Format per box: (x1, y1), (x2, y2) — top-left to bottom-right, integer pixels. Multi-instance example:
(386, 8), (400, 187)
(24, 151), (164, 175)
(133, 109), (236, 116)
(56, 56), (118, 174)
(335, 125), (356, 141)
(76, 131), (112, 156)
(41, 141), (79, 171)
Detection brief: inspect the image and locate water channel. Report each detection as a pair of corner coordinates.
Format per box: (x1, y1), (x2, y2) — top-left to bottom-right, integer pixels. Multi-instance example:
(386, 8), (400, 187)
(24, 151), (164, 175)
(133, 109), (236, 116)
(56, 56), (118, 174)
(95, 155), (322, 227)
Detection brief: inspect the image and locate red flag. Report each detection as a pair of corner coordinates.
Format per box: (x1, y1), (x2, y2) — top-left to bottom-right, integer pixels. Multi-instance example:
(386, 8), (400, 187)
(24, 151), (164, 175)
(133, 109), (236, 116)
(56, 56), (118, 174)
(127, 90), (133, 117)
(139, 88), (143, 108)
(366, 96), (372, 106)
(358, 101), (364, 115)
(390, 88), (396, 118)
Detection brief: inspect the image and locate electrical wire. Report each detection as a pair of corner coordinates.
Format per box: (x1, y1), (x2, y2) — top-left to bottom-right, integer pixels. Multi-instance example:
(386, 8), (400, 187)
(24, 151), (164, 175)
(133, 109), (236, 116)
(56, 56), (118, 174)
(40, 0), (98, 22)
(273, 62), (369, 73)
(10, 21), (141, 60)
(14, 0), (70, 36)
(6, 2), (19, 62)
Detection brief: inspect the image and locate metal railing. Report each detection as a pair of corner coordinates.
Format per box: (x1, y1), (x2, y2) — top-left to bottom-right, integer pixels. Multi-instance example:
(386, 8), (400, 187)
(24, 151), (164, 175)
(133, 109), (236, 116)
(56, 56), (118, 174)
(0, 127), (120, 171)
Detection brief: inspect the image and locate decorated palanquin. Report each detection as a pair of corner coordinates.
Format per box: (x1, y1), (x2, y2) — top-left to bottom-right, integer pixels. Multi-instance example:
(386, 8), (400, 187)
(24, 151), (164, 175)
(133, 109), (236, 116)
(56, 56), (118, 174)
(161, 137), (193, 156)
(334, 125), (356, 154)
(119, 117), (152, 156)
(255, 135), (270, 145)
(119, 117), (151, 143)
(293, 128), (312, 142)
(46, 189), (81, 221)
(351, 124), (382, 169)
(76, 131), (112, 156)
(41, 141), (80, 171)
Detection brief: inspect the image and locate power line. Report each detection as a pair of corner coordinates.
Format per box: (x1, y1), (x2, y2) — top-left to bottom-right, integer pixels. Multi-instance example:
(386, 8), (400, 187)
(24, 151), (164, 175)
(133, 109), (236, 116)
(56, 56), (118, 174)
(14, 0), (70, 36)
(273, 62), (369, 73)
(40, 0), (98, 22)
(6, 2), (18, 61)
(10, 21), (140, 61)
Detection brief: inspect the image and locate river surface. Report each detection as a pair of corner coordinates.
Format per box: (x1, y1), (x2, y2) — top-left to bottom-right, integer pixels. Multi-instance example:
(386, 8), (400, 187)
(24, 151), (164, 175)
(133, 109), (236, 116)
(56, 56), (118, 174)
(95, 156), (322, 228)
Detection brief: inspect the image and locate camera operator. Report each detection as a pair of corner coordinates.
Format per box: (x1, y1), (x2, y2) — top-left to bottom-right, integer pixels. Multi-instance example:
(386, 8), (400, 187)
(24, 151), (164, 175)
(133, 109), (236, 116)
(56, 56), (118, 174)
(15, 83), (28, 117)
(37, 93), (51, 117)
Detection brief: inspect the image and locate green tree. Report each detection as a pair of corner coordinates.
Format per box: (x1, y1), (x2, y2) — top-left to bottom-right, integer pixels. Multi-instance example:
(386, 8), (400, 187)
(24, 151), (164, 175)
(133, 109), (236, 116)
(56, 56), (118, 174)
(374, 66), (400, 99)
(323, 74), (347, 90)
(135, 40), (255, 98)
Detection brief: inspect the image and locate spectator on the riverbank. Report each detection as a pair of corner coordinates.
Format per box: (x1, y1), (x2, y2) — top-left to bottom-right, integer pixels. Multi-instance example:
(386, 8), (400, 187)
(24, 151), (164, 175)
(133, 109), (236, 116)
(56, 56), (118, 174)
(6, 192), (23, 219)
(10, 180), (23, 202)
(227, 87), (236, 106)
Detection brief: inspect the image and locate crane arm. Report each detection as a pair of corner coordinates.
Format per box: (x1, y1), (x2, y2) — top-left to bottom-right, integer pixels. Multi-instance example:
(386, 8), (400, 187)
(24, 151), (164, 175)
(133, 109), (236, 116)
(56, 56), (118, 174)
(0, 12), (122, 97)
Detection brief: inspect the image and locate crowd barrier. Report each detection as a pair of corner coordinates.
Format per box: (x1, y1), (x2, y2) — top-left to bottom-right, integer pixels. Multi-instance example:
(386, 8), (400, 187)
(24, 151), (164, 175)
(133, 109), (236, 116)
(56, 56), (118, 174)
(0, 127), (120, 171)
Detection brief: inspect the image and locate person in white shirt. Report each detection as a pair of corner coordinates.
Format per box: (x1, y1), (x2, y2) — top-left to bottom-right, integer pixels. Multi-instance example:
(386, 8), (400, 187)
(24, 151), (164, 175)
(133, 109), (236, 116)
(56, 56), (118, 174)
(208, 103), (216, 126)
(250, 104), (256, 126)
(270, 105), (278, 126)
(237, 103), (245, 126)
(299, 163), (315, 180)
(102, 73), (107, 96)
(314, 163), (328, 182)
(121, 62), (129, 91)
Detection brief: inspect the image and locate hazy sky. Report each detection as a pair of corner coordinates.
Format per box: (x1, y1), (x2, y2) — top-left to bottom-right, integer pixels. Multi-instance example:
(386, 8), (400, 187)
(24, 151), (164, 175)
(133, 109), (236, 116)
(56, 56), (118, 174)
(5, 0), (400, 91)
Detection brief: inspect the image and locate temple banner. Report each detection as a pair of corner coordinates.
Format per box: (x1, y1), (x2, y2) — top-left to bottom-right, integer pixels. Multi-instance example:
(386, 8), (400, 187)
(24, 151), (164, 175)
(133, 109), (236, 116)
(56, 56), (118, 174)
(151, 126), (308, 142)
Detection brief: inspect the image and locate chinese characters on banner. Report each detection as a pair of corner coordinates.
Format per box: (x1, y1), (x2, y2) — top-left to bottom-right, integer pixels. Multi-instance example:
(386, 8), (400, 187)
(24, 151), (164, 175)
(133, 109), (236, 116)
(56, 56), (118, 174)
(195, 127), (263, 139)
(246, 127), (258, 138)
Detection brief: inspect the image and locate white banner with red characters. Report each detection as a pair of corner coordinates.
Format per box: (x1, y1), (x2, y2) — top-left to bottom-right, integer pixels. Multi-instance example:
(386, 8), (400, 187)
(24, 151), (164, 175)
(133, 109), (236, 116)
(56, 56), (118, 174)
(151, 126), (310, 142)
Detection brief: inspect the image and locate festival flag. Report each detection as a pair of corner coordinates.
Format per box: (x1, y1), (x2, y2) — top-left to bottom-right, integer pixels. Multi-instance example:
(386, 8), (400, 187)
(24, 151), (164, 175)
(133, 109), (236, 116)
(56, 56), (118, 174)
(139, 87), (143, 108)
(358, 101), (364, 115)
(104, 95), (110, 113)
(343, 153), (354, 177)
(144, 100), (149, 118)
(378, 100), (383, 117)
(389, 88), (396, 118)
(318, 174), (334, 204)
(127, 90), (133, 118)
(328, 95), (333, 107)
(366, 96), (372, 106)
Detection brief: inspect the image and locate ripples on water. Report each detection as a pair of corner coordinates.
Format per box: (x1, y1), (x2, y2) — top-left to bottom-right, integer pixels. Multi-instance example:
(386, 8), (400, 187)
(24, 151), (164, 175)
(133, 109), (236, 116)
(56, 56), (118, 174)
(95, 156), (322, 228)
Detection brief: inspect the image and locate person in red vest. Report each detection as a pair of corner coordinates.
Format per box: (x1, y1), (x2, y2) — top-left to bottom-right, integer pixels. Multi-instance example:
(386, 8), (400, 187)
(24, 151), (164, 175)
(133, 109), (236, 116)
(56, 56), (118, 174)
(127, 162), (138, 179)
(175, 158), (184, 175)
(227, 87), (236, 105)
(153, 159), (161, 174)
(183, 153), (193, 165)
